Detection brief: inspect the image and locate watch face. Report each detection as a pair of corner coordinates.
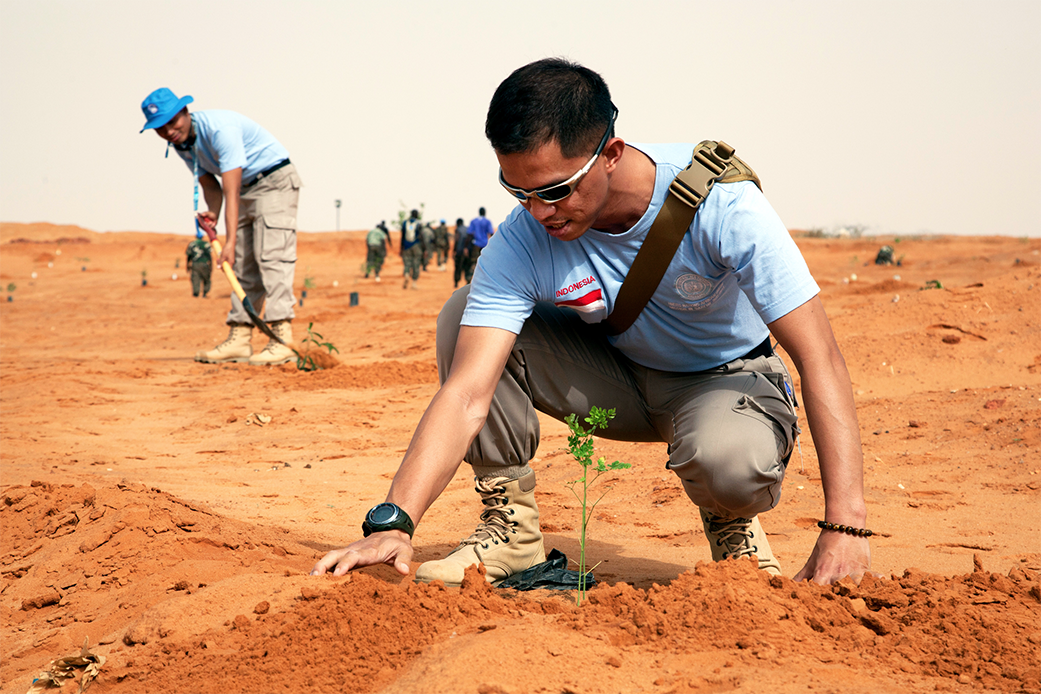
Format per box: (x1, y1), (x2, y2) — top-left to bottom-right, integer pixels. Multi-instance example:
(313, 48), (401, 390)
(369, 503), (398, 525)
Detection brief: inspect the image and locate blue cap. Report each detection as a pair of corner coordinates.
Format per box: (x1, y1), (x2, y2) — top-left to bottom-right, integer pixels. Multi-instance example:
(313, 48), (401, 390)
(139, 88), (193, 133)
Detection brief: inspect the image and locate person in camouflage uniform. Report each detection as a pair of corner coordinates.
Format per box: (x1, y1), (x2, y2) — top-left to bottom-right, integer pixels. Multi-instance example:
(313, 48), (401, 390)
(420, 222), (436, 272)
(400, 209), (423, 289)
(185, 236), (212, 297)
(452, 217), (473, 288)
(433, 220), (450, 271)
(365, 221), (391, 281)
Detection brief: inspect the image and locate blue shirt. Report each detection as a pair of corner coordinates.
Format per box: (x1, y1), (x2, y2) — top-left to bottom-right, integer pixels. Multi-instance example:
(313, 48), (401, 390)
(174, 110), (289, 182)
(468, 216), (493, 248)
(461, 142), (820, 372)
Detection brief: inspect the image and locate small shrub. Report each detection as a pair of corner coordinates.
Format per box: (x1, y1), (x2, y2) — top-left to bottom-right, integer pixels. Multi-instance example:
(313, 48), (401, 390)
(293, 322), (339, 371)
(564, 406), (630, 606)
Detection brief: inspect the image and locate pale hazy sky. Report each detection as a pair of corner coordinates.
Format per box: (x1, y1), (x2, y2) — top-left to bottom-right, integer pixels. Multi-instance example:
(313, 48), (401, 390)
(1, 0), (1038, 237)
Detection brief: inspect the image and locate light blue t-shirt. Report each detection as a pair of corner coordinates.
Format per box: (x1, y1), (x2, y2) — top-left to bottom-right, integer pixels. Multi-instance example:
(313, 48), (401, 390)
(174, 110), (289, 182)
(461, 143), (820, 372)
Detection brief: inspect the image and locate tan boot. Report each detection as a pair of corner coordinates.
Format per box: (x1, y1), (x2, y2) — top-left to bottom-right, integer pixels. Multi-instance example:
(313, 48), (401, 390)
(700, 509), (782, 575)
(195, 324), (253, 363)
(248, 321), (295, 366)
(415, 470), (546, 587)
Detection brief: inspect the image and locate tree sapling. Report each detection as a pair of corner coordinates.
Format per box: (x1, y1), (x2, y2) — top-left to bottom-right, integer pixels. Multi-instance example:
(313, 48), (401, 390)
(564, 406), (630, 605)
(293, 322), (339, 371)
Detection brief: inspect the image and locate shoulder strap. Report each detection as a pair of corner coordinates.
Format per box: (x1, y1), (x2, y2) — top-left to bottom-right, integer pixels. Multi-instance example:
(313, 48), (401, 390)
(601, 141), (760, 336)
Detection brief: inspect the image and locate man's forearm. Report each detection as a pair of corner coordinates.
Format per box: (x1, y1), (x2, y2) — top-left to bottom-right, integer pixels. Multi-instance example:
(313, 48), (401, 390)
(769, 297), (867, 525)
(799, 356), (867, 525)
(223, 197), (239, 247)
(384, 385), (488, 525)
(199, 175), (223, 219)
(220, 169), (242, 247)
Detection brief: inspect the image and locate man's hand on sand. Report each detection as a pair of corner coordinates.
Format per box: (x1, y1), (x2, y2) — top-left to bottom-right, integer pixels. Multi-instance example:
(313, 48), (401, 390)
(793, 532), (875, 585)
(793, 531), (876, 585)
(310, 530), (413, 577)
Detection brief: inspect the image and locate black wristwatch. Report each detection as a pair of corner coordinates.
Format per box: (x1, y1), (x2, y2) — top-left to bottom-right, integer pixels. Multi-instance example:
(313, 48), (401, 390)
(362, 502), (415, 538)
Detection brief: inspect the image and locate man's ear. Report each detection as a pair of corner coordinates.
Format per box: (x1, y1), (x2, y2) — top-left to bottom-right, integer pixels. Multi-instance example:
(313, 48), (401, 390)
(602, 138), (626, 173)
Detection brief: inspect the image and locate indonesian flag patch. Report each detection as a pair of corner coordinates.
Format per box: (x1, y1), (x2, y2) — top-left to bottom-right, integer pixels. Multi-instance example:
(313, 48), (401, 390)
(554, 276), (605, 314)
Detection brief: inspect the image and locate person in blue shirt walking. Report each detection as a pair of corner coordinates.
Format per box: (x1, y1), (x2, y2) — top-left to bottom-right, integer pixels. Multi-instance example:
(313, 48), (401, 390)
(464, 207), (494, 283)
(140, 88), (302, 365)
(313, 58), (873, 590)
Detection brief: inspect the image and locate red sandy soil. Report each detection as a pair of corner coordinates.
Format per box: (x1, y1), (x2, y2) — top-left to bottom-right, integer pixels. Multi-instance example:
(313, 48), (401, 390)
(1, 222), (1039, 694)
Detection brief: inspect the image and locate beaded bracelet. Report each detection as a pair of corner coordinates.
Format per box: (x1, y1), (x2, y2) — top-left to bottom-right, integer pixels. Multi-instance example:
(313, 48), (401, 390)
(818, 520), (873, 537)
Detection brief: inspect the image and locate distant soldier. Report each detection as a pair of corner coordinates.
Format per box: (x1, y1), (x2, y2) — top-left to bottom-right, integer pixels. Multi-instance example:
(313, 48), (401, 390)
(452, 217), (473, 288)
(420, 222), (436, 271)
(433, 219), (450, 271)
(365, 221), (391, 282)
(400, 209), (423, 289)
(185, 236), (212, 297)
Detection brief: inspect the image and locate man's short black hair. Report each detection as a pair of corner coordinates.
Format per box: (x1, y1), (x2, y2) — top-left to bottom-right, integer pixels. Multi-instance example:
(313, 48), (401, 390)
(485, 57), (614, 158)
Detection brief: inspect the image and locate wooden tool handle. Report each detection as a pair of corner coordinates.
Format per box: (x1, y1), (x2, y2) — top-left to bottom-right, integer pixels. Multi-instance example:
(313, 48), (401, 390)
(199, 221), (247, 301)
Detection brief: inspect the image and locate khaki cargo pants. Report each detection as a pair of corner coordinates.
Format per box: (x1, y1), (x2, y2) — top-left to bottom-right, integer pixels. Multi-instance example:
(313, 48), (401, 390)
(226, 164), (301, 325)
(436, 286), (800, 520)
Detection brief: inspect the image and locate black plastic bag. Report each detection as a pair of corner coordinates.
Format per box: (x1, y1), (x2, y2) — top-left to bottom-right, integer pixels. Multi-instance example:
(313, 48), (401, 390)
(496, 549), (597, 591)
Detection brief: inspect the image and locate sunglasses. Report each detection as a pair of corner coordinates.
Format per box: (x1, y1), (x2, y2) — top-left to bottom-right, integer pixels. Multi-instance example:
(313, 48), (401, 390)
(498, 106), (619, 204)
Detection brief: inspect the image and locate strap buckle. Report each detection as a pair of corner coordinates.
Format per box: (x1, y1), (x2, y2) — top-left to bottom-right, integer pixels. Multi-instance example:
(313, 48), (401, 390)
(668, 141), (735, 209)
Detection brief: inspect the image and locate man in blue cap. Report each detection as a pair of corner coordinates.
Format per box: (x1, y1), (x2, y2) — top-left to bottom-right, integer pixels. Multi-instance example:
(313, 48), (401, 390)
(139, 88), (302, 365)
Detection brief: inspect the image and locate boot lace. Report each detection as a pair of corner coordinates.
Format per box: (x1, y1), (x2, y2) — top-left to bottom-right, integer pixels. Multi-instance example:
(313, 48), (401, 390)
(705, 515), (758, 560)
(258, 323), (290, 354)
(257, 338), (279, 355)
(459, 476), (516, 549)
(218, 326), (248, 348)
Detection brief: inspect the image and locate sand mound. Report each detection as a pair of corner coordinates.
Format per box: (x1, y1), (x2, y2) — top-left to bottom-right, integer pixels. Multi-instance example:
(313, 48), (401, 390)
(0, 222), (100, 244)
(1, 480), (318, 689)
(56, 549), (1041, 690)
(6, 481), (1037, 693)
(291, 345), (342, 371)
